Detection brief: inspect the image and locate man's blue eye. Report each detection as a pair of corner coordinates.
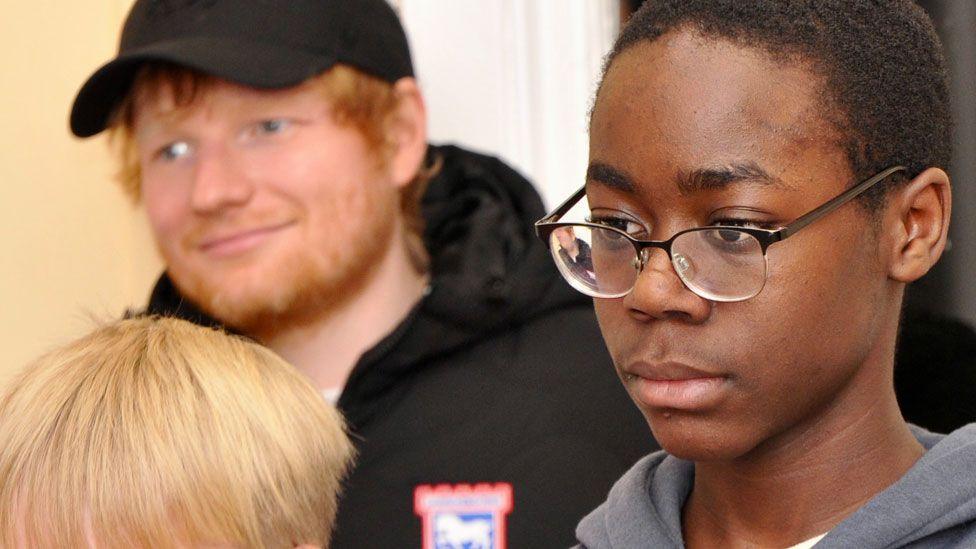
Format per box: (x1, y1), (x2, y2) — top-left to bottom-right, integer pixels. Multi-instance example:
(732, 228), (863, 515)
(258, 119), (290, 134)
(159, 141), (191, 160)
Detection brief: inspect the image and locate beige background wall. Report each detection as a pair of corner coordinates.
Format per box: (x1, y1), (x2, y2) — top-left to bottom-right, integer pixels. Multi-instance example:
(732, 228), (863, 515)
(0, 1), (160, 388)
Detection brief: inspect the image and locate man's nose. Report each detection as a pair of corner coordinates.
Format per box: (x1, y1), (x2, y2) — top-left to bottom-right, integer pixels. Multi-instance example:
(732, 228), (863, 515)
(189, 145), (254, 214)
(623, 247), (712, 323)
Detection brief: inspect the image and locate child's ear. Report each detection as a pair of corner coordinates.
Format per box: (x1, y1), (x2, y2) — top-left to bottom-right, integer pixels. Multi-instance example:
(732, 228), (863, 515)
(884, 167), (951, 283)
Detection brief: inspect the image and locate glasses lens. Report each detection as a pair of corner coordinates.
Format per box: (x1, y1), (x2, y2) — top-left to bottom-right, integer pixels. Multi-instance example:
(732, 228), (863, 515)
(549, 225), (637, 298)
(672, 228), (766, 301)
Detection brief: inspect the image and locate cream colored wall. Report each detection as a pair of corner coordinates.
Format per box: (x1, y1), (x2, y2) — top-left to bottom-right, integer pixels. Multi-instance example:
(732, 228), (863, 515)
(0, 1), (160, 388)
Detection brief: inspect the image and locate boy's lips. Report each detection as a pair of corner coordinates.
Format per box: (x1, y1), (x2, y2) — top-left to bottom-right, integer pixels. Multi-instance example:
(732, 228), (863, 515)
(624, 361), (731, 411)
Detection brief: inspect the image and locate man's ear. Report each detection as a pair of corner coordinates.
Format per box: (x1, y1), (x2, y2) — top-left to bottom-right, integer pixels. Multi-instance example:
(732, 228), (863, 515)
(387, 77), (428, 189)
(885, 167), (951, 283)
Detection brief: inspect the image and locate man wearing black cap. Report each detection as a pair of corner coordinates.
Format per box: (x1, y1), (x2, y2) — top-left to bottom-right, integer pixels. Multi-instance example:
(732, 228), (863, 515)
(69, 1), (654, 547)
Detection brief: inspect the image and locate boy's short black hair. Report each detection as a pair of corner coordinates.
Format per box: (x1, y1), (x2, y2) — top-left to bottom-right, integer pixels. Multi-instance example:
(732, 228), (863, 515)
(602, 0), (952, 207)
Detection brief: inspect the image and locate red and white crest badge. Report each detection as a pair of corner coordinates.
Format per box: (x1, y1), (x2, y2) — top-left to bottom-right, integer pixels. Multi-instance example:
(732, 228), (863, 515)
(414, 483), (514, 549)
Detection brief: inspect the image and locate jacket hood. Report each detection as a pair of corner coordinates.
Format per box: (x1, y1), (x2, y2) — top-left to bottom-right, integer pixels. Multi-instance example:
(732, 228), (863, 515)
(336, 144), (590, 424)
(821, 424), (976, 547)
(577, 424), (976, 548)
(576, 452), (691, 548)
(420, 144), (584, 331)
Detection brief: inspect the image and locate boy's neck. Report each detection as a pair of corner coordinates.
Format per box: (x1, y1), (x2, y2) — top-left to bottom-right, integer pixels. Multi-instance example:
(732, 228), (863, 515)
(682, 332), (924, 548)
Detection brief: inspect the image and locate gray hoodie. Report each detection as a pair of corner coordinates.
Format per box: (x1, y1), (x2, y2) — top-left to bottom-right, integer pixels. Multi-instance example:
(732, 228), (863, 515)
(576, 424), (976, 548)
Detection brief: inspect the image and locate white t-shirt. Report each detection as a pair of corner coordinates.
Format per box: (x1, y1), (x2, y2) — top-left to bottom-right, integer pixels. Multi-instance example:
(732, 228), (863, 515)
(786, 532), (828, 549)
(321, 387), (342, 404)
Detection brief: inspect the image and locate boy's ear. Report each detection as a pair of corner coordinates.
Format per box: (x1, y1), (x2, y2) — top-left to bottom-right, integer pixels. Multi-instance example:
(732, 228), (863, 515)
(885, 167), (951, 283)
(387, 77), (428, 189)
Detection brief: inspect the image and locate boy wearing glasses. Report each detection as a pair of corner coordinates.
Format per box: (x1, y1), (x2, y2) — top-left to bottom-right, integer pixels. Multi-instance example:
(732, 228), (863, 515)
(67, 0), (652, 546)
(539, 1), (976, 547)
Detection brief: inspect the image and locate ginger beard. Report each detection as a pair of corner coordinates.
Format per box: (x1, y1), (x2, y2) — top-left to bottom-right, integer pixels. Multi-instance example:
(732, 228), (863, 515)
(164, 175), (400, 340)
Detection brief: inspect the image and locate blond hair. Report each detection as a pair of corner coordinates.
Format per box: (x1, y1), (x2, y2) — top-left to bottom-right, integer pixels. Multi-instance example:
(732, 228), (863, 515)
(0, 316), (355, 549)
(110, 63), (437, 272)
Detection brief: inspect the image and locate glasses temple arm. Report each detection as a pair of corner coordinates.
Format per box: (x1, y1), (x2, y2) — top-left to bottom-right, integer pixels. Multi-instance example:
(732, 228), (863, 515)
(536, 185), (588, 225)
(778, 166), (906, 239)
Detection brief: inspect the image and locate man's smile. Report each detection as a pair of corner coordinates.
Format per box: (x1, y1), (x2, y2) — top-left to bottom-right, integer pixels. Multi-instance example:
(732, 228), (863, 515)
(196, 220), (298, 258)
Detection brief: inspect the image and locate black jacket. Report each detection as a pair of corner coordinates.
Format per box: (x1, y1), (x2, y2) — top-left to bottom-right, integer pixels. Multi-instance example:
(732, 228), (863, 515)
(146, 144), (657, 547)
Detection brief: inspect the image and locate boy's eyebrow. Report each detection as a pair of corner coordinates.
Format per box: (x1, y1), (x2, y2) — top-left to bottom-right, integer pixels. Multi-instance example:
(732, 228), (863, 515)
(586, 161), (796, 195)
(586, 163), (636, 192)
(675, 162), (795, 195)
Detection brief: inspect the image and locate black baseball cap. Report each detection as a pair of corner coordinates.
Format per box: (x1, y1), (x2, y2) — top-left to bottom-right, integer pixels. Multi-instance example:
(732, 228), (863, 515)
(70, 0), (414, 138)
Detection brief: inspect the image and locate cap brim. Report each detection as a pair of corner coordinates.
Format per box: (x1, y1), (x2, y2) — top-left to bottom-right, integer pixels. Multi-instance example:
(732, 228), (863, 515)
(70, 36), (335, 137)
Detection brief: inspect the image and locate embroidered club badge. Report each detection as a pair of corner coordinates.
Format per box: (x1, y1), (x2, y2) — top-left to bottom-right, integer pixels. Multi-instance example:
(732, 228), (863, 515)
(414, 483), (514, 549)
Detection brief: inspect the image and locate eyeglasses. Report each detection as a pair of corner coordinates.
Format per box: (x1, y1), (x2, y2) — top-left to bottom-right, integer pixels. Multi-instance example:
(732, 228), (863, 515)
(535, 166), (906, 302)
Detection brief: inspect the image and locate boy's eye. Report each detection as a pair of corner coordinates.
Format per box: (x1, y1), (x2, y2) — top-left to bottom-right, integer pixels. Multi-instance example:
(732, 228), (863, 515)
(589, 216), (645, 236)
(716, 228), (749, 243)
(711, 218), (775, 231)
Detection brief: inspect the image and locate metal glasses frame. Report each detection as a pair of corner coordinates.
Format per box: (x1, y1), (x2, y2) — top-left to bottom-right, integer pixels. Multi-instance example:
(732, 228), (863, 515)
(534, 165), (907, 300)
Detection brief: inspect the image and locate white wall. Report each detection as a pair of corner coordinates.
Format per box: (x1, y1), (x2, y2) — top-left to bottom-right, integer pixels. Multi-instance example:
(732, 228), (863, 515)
(398, 0), (619, 207)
